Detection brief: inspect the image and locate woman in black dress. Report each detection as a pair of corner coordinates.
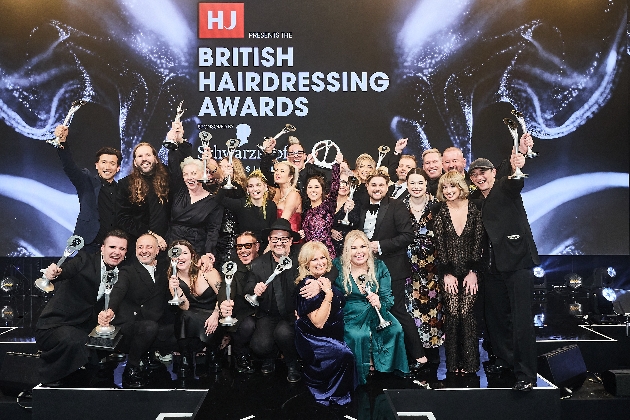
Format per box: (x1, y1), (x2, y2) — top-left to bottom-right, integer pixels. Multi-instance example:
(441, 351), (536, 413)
(168, 240), (224, 376)
(433, 171), (484, 374)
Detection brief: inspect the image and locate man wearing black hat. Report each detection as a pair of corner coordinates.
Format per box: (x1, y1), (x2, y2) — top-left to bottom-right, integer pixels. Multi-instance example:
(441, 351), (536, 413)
(469, 152), (539, 392)
(244, 219), (318, 382)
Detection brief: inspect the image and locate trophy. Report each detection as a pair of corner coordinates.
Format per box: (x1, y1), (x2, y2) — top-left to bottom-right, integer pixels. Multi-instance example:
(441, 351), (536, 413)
(86, 269), (123, 350)
(503, 118), (528, 180)
(311, 140), (341, 169)
(197, 131), (213, 184)
(35, 235), (84, 293)
(219, 261), (238, 326)
(359, 275), (391, 331)
(163, 101), (186, 151)
(511, 109), (538, 158)
(245, 256), (292, 307)
(223, 138), (240, 189)
(341, 176), (360, 225)
(167, 246), (184, 305)
(258, 124), (296, 153)
(47, 100), (87, 148)
(376, 145), (390, 168)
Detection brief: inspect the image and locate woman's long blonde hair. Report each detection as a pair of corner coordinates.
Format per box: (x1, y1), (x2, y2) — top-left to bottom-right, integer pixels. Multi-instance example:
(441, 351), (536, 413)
(295, 241), (332, 284)
(245, 170), (272, 219)
(339, 230), (378, 295)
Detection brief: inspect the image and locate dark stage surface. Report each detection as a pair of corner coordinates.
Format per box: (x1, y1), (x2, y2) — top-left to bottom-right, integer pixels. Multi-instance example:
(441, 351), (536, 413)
(1, 257), (630, 419)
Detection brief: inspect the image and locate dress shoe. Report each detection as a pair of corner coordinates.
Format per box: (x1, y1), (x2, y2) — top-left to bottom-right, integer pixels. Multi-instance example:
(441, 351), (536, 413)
(235, 354), (255, 374)
(485, 364), (511, 375)
(207, 351), (222, 373)
(122, 365), (147, 388)
(261, 358), (275, 374)
(409, 360), (428, 372)
(512, 380), (534, 392)
(287, 365), (302, 383)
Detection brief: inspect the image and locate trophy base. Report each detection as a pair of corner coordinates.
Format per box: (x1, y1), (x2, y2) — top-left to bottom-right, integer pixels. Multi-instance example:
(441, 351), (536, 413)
(376, 321), (392, 332)
(509, 172), (528, 180)
(162, 141), (179, 151)
(245, 295), (260, 307)
(220, 317), (238, 327)
(168, 298), (183, 306)
(86, 326), (122, 350)
(525, 152), (538, 159)
(222, 184), (236, 189)
(35, 279), (54, 293)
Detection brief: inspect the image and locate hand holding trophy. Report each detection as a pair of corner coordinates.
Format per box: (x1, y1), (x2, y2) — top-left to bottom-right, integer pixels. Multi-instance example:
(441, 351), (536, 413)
(511, 109), (538, 158)
(311, 140), (341, 169)
(359, 275), (392, 331)
(245, 256), (292, 307)
(167, 246), (184, 305)
(376, 145), (390, 168)
(219, 261), (238, 326)
(197, 131), (213, 184)
(258, 124), (296, 153)
(47, 100), (87, 148)
(503, 118), (528, 179)
(223, 138), (240, 189)
(163, 101), (186, 151)
(35, 235), (84, 293)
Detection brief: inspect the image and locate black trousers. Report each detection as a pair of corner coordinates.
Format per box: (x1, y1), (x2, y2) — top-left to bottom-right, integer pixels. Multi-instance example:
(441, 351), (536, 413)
(484, 268), (537, 383)
(117, 320), (176, 367)
(390, 276), (425, 361)
(230, 315), (256, 357)
(36, 325), (92, 383)
(250, 315), (297, 365)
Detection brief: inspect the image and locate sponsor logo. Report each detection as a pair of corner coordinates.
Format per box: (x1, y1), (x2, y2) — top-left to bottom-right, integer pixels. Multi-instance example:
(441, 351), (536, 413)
(199, 3), (244, 38)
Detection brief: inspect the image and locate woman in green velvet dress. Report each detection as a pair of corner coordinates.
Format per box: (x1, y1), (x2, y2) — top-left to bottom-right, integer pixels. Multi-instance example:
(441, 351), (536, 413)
(333, 230), (409, 385)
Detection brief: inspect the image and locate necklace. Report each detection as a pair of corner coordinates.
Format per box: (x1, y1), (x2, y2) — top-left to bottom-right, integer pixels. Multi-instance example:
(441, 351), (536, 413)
(278, 186), (295, 203)
(409, 197), (429, 214)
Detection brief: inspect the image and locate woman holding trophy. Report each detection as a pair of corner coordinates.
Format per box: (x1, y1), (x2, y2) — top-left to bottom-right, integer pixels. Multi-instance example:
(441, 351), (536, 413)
(294, 241), (356, 406)
(168, 240), (224, 376)
(332, 230), (408, 385)
(331, 168), (359, 257)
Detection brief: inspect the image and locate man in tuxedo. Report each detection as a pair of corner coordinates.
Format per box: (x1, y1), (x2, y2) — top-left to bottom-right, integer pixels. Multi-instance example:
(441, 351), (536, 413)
(98, 233), (173, 388)
(54, 125), (122, 252)
(354, 171), (428, 370)
(388, 154), (416, 199)
(469, 154), (539, 392)
(35, 230), (129, 386)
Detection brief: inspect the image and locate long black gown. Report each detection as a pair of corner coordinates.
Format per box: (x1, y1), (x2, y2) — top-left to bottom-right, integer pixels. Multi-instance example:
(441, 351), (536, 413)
(294, 276), (356, 406)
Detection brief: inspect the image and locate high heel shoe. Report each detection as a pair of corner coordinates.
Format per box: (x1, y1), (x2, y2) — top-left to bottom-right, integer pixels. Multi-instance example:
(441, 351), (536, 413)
(207, 351), (221, 373)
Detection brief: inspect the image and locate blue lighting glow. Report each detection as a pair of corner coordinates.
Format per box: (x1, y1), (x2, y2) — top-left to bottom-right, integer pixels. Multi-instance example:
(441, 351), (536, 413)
(533, 267), (545, 278)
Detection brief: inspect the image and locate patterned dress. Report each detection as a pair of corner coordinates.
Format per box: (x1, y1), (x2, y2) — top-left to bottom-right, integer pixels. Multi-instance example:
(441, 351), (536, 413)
(403, 195), (444, 349)
(301, 162), (340, 258)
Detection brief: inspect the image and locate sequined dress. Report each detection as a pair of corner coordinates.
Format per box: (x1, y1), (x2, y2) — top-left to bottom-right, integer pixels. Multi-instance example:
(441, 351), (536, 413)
(403, 195), (444, 349)
(301, 163), (340, 258)
(433, 200), (484, 373)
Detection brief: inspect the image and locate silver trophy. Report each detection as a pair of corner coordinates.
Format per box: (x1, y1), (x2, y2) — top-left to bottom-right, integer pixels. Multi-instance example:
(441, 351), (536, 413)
(47, 100), (87, 148)
(359, 275), (391, 331)
(223, 138), (241, 189)
(376, 145), (390, 168)
(163, 101), (186, 151)
(167, 246), (184, 305)
(503, 118), (528, 179)
(35, 235), (84, 293)
(245, 256), (293, 307)
(258, 124), (296, 152)
(511, 109), (538, 158)
(311, 140), (341, 169)
(197, 131), (213, 184)
(93, 270), (118, 336)
(219, 261), (238, 326)
(341, 176), (359, 225)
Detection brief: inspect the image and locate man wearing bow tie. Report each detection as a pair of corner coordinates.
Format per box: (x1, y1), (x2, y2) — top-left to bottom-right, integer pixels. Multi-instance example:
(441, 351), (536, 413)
(353, 171), (428, 370)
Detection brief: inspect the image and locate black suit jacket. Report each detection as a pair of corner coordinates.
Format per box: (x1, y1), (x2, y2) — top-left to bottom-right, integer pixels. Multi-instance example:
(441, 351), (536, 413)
(388, 183), (410, 200)
(354, 196), (414, 279)
(36, 251), (103, 330)
(479, 176), (539, 272)
(108, 259), (170, 325)
(244, 247), (301, 319)
(57, 145), (107, 245)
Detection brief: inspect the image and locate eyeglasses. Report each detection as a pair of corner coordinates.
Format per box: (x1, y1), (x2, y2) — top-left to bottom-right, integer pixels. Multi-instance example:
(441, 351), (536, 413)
(269, 236), (291, 244)
(286, 151), (305, 157)
(235, 242), (258, 250)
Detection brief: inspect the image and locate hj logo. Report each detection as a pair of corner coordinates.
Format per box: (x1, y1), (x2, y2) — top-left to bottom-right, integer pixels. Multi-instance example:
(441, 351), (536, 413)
(199, 3), (244, 38)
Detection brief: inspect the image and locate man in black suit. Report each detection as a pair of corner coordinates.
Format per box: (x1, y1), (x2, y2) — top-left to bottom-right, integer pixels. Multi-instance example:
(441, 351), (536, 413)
(469, 154), (539, 392)
(35, 230), (129, 386)
(387, 154), (417, 200)
(54, 125), (122, 252)
(354, 170), (428, 370)
(98, 233), (174, 388)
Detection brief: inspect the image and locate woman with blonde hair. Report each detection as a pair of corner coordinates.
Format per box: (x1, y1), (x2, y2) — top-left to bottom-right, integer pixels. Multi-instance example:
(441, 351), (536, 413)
(351, 153), (376, 208)
(332, 230), (408, 385)
(271, 160), (302, 235)
(433, 170), (484, 374)
(294, 241), (355, 405)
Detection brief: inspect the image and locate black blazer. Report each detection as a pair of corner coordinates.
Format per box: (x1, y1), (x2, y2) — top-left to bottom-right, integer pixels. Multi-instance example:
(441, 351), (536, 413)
(244, 247), (301, 319)
(108, 259), (170, 325)
(57, 145), (106, 245)
(36, 251), (103, 330)
(388, 183), (410, 200)
(479, 176), (539, 272)
(354, 196), (414, 279)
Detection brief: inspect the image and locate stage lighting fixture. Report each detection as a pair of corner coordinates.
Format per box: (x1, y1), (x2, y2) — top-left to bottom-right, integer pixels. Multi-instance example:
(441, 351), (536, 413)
(1, 277), (16, 293)
(565, 273), (582, 290)
(568, 302), (583, 317)
(533, 267), (545, 278)
(607, 267), (616, 278)
(602, 288), (617, 302)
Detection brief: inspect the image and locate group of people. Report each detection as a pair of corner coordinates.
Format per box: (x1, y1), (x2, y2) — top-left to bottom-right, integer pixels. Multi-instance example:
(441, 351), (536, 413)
(34, 120), (540, 405)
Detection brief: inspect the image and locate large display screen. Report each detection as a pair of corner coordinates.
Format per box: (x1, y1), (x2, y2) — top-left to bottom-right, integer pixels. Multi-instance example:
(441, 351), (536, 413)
(0, 0), (627, 256)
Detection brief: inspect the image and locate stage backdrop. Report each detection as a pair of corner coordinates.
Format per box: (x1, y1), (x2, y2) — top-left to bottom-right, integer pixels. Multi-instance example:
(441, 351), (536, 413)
(0, 0), (627, 256)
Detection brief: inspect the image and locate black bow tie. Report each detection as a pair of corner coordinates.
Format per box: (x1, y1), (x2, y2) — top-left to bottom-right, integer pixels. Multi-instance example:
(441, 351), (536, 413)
(366, 204), (380, 213)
